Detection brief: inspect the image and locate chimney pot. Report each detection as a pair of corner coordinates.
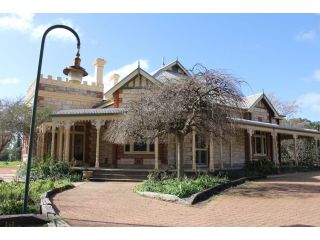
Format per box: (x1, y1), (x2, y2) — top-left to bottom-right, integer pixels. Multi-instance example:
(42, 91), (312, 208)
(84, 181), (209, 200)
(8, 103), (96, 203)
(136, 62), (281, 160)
(110, 73), (120, 85)
(93, 58), (107, 87)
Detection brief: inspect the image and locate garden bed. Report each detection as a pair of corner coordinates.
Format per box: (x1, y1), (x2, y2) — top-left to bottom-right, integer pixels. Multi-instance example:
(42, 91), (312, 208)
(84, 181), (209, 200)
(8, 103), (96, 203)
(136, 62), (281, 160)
(0, 179), (72, 215)
(134, 174), (229, 199)
(134, 173), (263, 204)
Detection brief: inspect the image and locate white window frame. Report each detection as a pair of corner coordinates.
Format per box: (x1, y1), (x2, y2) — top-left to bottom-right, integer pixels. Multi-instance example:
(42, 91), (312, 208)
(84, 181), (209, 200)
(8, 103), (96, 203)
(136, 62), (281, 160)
(195, 134), (208, 165)
(124, 142), (155, 154)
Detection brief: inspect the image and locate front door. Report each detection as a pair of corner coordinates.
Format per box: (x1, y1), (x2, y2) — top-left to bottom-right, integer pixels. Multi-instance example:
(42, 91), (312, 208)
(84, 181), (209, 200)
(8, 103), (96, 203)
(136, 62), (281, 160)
(70, 124), (86, 162)
(73, 133), (84, 161)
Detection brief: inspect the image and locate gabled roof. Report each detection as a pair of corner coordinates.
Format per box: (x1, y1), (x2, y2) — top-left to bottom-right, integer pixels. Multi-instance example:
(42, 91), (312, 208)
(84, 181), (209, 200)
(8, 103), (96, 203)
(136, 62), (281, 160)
(152, 60), (191, 80)
(243, 92), (282, 118)
(104, 67), (161, 100)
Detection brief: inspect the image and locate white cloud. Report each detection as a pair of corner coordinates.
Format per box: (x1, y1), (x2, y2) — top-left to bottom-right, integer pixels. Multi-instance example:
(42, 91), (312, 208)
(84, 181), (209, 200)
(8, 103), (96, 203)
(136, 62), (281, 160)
(0, 14), (79, 41)
(297, 93), (320, 115)
(296, 30), (317, 42)
(83, 59), (149, 92)
(312, 68), (320, 81)
(0, 13), (33, 32)
(0, 77), (20, 85)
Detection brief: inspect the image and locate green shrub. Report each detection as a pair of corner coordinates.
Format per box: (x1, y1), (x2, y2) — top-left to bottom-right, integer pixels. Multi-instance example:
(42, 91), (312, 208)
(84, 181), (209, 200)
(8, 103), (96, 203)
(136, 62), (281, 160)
(134, 173), (229, 198)
(17, 158), (82, 182)
(0, 179), (71, 215)
(244, 158), (278, 176)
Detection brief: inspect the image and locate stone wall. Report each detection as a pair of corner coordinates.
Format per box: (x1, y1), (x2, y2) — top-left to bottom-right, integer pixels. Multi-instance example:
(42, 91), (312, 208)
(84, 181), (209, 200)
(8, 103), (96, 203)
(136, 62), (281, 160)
(167, 132), (246, 170)
(114, 143), (168, 169)
(26, 75), (104, 111)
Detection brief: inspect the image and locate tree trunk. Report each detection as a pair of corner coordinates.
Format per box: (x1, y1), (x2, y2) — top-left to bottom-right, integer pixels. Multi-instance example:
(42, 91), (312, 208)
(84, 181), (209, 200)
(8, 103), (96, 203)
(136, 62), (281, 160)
(176, 134), (185, 179)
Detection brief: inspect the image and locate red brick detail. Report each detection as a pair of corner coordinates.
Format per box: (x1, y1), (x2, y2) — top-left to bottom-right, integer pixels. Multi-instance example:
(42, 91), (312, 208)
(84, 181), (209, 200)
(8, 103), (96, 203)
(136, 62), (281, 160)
(134, 157), (143, 165)
(39, 83), (44, 90)
(113, 89), (123, 108)
(23, 133), (29, 155)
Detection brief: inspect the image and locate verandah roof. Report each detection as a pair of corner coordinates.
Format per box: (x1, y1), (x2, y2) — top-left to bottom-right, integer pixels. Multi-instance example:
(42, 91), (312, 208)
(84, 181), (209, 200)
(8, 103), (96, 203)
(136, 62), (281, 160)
(233, 118), (320, 138)
(52, 108), (127, 117)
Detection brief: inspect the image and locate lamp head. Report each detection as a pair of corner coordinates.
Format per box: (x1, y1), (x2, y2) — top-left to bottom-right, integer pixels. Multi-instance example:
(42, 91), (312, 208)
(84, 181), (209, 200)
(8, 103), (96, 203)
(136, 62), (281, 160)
(63, 51), (88, 84)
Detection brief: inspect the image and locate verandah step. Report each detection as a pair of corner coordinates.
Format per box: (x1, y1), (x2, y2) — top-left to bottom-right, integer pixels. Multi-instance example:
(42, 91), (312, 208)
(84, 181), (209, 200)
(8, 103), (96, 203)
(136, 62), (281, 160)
(92, 175), (147, 180)
(90, 178), (144, 182)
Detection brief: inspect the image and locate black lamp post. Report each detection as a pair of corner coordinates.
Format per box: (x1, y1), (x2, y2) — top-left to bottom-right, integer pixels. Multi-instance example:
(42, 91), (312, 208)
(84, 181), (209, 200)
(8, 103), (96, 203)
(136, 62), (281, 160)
(23, 25), (82, 213)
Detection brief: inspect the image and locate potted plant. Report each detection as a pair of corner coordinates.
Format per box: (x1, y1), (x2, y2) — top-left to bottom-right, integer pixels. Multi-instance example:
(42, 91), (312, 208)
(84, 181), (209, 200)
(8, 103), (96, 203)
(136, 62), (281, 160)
(82, 165), (93, 181)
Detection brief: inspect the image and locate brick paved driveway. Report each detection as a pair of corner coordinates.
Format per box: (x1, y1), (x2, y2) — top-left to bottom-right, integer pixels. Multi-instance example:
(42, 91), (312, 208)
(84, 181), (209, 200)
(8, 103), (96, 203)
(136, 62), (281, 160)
(52, 171), (320, 227)
(0, 167), (17, 182)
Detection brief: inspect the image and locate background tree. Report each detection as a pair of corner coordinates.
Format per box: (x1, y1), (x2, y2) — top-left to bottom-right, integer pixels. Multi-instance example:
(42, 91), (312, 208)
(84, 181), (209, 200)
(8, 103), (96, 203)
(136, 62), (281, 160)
(267, 92), (299, 120)
(0, 97), (51, 157)
(105, 64), (245, 178)
(267, 93), (319, 165)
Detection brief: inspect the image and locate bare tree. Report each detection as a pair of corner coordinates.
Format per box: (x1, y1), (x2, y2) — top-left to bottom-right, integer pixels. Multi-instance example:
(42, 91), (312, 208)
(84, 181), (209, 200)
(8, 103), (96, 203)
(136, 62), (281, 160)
(104, 64), (245, 178)
(267, 92), (299, 119)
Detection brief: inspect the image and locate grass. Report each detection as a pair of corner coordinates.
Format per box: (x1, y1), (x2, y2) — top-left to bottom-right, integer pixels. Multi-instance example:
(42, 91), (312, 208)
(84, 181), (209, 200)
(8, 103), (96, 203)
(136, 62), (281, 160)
(134, 174), (229, 198)
(0, 179), (72, 215)
(0, 161), (20, 168)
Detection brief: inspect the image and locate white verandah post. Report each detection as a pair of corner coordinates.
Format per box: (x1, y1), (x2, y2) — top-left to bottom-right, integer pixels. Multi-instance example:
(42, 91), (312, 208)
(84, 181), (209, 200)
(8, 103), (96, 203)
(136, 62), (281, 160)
(192, 129), (196, 171)
(51, 122), (58, 160)
(314, 137), (319, 165)
(154, 137), (159, 170)
(63, 121), (73, 162)
(209, 133), (214, 172)
(293, 134), (298, 166)
(247, 128), (254, 162)
(272, 131), (279, 165)
(58, 125), (64, 161)
(92, 120), (105, 168)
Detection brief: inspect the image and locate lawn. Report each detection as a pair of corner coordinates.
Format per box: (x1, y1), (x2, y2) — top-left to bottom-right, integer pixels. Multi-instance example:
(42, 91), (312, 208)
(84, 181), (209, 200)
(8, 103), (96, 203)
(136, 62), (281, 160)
(0, 161), (21, 168)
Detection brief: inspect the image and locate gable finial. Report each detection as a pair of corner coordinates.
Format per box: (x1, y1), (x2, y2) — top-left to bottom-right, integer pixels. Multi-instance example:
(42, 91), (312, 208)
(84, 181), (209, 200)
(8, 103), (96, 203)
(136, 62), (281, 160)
(138, 60), (140, 68)
(162, 57), (165, 67)
(262, 89), (264, 94)
(176, 56), (179, 61)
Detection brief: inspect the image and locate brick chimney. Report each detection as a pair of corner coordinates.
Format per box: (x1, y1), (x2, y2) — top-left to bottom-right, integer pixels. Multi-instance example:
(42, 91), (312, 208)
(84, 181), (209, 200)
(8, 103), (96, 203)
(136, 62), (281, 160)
(93, 58), (107, 87)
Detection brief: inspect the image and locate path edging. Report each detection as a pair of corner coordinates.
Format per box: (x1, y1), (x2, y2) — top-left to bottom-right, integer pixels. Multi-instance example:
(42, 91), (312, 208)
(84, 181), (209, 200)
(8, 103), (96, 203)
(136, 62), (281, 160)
(40, 184), (74, 227)
(137, 176), (264, 205)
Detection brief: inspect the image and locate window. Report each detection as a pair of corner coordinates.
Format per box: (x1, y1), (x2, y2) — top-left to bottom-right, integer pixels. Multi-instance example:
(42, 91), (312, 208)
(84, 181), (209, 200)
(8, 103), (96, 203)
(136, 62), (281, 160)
(133, 142), (147, 152)
(195, 134), (208, 165)
(124, 142), (155, 154)
(254, 132), (267, 156)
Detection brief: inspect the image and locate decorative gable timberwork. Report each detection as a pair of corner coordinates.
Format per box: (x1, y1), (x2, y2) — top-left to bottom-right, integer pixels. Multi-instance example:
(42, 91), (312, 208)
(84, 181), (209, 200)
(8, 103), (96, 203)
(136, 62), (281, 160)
(243, 93), (282, 124)
(111, 71), (159, 108)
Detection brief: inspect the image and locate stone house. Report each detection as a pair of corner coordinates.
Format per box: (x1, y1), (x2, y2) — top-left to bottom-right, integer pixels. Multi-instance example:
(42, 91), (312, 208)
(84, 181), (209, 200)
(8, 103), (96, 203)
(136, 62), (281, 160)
(24, 55), (320, 171)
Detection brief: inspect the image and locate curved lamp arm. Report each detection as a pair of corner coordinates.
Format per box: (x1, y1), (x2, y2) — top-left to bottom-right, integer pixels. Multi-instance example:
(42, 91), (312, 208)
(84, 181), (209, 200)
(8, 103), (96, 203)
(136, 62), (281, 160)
(23, 25), (81, 213)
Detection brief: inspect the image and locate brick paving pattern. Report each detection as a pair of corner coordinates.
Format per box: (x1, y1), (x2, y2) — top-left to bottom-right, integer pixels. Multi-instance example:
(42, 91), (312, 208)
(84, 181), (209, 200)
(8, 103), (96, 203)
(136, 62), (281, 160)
(52, 171), (320, 227)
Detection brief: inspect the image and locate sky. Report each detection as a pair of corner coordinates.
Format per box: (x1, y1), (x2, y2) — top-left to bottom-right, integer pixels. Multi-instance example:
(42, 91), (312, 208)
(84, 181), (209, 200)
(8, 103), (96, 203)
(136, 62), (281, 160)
(1, 13), (320, 120)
